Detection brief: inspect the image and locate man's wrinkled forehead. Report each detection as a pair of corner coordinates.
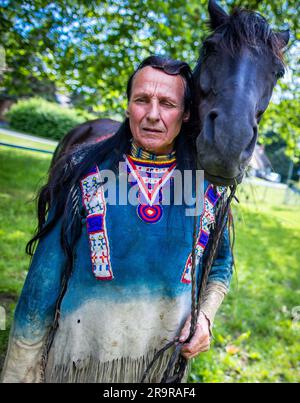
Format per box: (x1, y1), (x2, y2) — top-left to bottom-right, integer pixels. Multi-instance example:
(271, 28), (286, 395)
(130, 66), (185, 103)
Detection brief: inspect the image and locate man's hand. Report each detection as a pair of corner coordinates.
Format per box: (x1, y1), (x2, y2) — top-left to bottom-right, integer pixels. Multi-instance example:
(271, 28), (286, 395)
(178, 311), (211, 360)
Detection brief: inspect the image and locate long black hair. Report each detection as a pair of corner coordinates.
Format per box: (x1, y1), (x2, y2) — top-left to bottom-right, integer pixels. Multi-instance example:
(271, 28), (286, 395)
(34, 119), (120, 242)
(26, 55), (199, 266)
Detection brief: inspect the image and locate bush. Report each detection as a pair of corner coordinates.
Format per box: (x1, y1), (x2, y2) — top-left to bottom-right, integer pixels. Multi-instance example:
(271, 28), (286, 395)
(5, 97), (95, 140)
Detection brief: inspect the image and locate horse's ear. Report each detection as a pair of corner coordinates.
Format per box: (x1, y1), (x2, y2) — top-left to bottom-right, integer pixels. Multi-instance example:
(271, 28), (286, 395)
(208, 0), (228, 30)
(274, 29), (290, 48)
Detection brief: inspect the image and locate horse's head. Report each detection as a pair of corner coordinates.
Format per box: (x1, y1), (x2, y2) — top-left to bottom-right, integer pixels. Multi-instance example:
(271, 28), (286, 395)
(194, 0), (289, 186)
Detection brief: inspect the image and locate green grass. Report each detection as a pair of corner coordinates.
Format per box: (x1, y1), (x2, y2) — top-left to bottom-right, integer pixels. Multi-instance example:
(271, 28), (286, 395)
(0, 148), (52, 368)
(189, 202), (300, 383)
(0, 146), (299, 382)
(236, 180), (300, 207)
(0, 131), (57, 153)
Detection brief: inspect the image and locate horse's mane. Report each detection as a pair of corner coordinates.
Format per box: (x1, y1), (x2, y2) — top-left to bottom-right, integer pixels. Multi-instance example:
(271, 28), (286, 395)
(207, 8), (286, 62)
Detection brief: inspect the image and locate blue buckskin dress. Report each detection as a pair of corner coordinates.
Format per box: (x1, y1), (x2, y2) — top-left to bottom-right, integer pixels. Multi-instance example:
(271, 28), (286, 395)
(1, 143), (233, 383)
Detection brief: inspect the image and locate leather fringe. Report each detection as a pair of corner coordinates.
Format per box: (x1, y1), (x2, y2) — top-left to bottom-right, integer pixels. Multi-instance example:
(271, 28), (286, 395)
(45, 348), (190, 383)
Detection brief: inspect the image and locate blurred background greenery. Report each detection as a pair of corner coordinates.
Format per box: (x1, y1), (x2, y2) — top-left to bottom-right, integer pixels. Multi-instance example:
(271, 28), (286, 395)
(1, 0), (299, 178)
(0, 0), (299, 382)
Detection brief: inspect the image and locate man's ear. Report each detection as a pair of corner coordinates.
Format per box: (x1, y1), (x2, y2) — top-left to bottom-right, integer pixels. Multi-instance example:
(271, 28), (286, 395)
(125, 109), (130, 117)
(183, 110), (190, 122)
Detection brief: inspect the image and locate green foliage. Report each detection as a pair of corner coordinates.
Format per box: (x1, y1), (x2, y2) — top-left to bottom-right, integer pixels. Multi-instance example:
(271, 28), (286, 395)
(1, 0), (298, 156)
(0, 0), (298, 117)
(261, 131), (300, 182)
(5, 97), (94, 140)
(260, 98), (300, 160)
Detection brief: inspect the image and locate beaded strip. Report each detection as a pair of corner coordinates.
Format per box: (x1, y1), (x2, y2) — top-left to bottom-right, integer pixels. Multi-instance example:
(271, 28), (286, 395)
(181, 184), (226, 284)
(80, 165), (113, 281)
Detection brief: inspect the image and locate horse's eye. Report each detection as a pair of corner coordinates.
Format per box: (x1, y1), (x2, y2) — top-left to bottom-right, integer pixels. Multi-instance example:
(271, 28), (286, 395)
(205, 41), (217, 53)
(275, 69), (285, 80)
(202, 40), (217, 57)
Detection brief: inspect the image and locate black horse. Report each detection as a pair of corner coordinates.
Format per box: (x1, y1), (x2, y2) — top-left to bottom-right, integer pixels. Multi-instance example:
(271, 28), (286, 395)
(195, 0), (289, 185)
(50, 118), (120, 170)
(51, 0), (289, 187)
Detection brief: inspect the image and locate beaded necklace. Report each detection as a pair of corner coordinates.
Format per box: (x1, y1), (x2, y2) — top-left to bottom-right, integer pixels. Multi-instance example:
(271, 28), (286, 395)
(125, 142), (177, 224)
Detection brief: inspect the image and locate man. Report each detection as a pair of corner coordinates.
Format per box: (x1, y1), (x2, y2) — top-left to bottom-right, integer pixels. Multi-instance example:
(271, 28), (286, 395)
(1, 56), (233, 383)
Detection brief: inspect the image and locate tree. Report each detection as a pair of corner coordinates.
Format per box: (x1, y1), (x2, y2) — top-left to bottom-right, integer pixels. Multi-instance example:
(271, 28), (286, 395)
(1, 0), (299, 120)
(260, 98), (300, 159)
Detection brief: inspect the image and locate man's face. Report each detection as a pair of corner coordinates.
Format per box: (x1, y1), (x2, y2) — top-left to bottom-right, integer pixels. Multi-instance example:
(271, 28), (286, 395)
(127, 66), (190, 155)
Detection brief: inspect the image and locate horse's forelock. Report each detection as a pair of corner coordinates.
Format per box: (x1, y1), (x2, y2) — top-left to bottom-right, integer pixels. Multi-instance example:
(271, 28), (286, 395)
(208, 7), (285, 62)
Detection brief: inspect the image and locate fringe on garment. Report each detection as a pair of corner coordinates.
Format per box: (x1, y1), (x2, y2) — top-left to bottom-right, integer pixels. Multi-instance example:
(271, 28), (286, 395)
(45, 348), (191, 383)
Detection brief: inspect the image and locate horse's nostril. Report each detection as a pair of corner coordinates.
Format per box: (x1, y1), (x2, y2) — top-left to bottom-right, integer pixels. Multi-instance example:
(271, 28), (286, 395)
(209, 111), (218, 121)
(203, 110), (218, 146)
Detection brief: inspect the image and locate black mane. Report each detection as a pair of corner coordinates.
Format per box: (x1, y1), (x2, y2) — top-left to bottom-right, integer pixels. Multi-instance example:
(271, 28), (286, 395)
(208, 8), (285, 61)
